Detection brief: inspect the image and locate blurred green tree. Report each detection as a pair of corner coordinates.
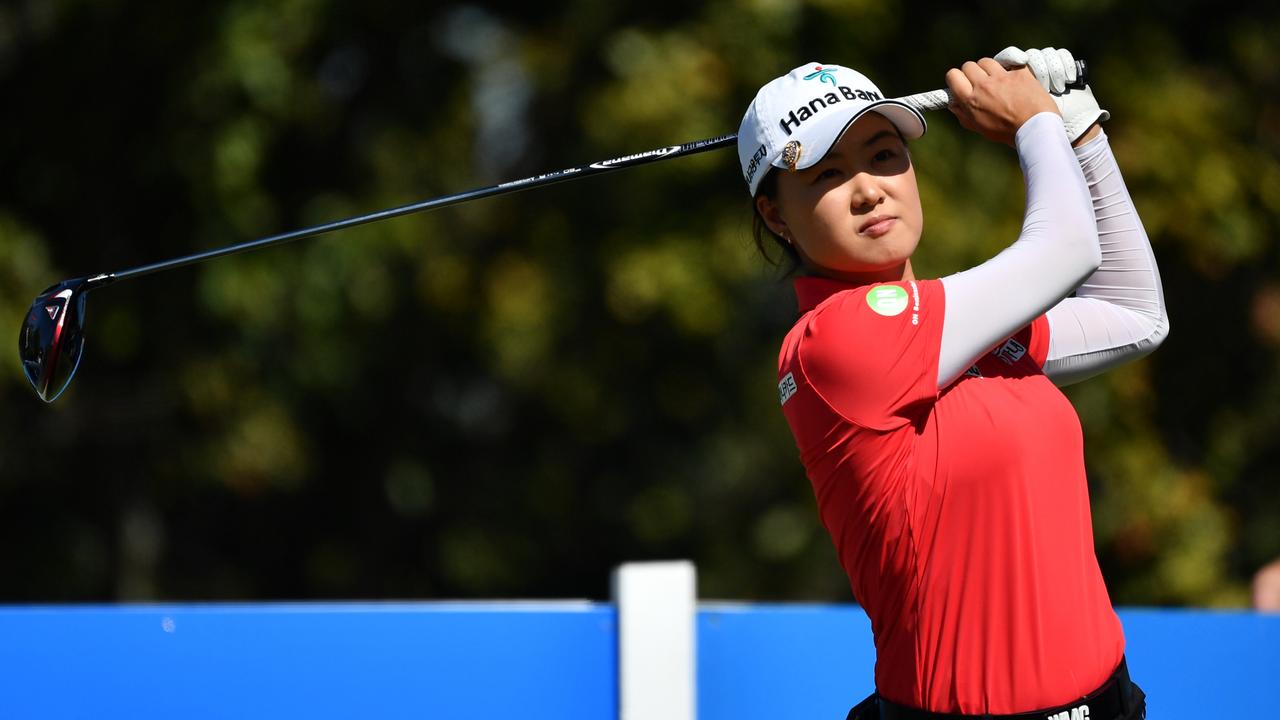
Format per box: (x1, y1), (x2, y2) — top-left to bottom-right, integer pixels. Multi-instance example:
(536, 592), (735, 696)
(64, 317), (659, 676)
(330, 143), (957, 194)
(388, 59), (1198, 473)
(0, 0), (1276, 606)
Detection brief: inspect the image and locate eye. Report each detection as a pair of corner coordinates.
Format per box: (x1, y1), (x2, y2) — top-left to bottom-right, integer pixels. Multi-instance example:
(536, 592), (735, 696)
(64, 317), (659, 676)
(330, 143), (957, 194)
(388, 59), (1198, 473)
(873, 148), (898, 163)
(813, 167), (842, 183)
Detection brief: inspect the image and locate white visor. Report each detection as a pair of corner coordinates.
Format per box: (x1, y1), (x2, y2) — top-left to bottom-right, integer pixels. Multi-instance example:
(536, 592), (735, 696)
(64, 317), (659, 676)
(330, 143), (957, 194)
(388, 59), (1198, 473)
(737, 62), (926, 195)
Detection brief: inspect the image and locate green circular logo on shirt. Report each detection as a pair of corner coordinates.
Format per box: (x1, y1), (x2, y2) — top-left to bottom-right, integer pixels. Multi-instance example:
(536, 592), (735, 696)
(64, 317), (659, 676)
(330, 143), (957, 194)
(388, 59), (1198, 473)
(866, 285), (909, 316)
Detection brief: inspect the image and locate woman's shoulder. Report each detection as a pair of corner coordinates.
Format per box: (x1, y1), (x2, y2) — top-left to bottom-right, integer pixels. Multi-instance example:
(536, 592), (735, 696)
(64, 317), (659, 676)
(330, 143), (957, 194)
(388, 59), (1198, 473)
(794, 278), (942, 334)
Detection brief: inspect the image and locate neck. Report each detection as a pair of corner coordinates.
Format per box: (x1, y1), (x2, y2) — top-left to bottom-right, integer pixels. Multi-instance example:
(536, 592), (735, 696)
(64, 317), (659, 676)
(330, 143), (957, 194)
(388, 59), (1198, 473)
(805, 259), (914, 286)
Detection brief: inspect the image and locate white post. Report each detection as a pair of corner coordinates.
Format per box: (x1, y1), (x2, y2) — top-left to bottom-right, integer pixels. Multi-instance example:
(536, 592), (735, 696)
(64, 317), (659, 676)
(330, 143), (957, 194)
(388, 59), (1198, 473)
(612, 561), (697, 720)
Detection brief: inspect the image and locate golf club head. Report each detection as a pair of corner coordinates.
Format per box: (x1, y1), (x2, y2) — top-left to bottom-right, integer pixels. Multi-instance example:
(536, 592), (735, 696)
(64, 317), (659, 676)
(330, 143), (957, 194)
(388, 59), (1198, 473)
(19, 277), (91, 403)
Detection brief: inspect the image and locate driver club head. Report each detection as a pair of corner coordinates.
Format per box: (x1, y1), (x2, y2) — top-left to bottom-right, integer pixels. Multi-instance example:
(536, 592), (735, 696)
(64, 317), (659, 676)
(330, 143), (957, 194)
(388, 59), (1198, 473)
(19, 277), (91, 403)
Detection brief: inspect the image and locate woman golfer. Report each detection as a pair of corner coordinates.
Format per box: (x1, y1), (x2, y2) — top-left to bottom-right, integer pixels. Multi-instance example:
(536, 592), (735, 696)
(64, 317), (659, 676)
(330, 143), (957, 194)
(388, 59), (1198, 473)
(739, 47), (1165, 719)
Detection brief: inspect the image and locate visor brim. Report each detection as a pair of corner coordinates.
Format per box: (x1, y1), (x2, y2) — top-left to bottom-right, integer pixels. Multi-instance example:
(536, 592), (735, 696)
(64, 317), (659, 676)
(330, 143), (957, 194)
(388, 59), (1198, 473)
(772, 99), (927, 175)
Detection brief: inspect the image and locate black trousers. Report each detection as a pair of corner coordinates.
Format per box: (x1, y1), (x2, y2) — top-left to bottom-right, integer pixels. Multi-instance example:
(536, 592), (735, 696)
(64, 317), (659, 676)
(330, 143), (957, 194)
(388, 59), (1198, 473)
(846, 659), (1146, 720)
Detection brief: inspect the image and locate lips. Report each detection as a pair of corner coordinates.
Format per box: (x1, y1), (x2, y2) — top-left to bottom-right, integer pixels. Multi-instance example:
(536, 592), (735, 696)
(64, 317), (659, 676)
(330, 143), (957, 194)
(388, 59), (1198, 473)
(859, 215), (896, 237)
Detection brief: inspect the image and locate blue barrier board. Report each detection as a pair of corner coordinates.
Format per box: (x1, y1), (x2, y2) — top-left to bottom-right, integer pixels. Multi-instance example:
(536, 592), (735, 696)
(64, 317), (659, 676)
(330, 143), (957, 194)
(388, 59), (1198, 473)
(697, 604), (1280, 719)
(0, 602), (616, 720)
(2, 601), (1277, 718)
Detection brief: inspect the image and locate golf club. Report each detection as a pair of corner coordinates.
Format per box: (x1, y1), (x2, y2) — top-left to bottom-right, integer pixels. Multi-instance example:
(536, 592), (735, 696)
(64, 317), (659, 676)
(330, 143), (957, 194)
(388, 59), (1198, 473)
(18, 62), (1089, 403)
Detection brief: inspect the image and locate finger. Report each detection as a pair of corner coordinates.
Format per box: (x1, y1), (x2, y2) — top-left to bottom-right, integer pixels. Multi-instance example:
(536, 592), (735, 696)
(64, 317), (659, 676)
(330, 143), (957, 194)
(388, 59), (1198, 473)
(1058, 47), (1077, 85)
(1025, 49), (1051, 91)
(994, 46), (1027, 69)
(1042, 46), (1067, 93)
(977, 57), (1007, 76)
(946, 100), (976, 133)
(945, 67), (974, 102)
(960, 60), (989, 86)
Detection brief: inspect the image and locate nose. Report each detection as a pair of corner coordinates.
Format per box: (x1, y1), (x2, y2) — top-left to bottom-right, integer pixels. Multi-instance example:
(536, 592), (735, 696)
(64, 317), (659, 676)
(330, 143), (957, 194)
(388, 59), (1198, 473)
(849, 172), (884, 210)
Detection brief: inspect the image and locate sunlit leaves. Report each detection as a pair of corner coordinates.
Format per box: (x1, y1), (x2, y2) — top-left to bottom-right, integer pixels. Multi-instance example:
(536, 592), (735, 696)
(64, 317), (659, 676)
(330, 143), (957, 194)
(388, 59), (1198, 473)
(606, 234), (730, 335)
(587, 29), (730, 145)
(6, 0), (1280, 607)
(484, 251), (556, 384)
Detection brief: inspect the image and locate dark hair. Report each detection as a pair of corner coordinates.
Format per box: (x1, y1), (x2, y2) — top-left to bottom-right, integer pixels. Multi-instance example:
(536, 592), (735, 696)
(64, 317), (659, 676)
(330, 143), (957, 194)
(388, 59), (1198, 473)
(750, 168), (802, 275)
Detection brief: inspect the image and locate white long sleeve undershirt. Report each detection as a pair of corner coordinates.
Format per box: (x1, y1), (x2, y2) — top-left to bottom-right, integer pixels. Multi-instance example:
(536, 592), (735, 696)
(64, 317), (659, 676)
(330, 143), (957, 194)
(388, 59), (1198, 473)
(1041, 130), (1170, 385)
(938, 112), (1099, 387)
(937, 116), (1168, 389)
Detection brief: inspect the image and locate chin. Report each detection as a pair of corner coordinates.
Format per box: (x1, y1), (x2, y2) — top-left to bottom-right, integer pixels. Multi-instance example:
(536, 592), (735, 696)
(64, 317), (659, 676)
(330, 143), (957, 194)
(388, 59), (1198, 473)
(808, 237), (918, 278)
(847, 252), (915, 275)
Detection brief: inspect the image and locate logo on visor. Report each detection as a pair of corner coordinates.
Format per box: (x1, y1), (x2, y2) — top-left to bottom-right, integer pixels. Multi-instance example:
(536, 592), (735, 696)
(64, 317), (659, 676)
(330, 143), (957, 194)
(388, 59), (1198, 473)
(778, 85), (884, 136)
(745, 143), (768, 185)
(803, 66), (838, 86)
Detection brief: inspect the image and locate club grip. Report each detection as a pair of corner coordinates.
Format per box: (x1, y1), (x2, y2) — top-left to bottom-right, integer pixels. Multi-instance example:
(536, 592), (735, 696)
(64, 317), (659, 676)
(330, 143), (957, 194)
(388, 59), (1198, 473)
(1073, 59), (1088, 87)
(896, 59), (1090, 113)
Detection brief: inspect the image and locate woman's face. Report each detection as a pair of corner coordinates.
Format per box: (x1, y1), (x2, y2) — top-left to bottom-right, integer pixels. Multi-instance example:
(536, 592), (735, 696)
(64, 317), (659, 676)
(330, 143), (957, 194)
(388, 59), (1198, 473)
(758, 113), (923, 283)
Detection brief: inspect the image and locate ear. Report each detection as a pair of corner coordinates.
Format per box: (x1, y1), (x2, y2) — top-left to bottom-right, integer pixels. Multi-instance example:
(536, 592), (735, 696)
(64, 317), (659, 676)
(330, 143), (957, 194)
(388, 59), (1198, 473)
(755, 194), (791, 241)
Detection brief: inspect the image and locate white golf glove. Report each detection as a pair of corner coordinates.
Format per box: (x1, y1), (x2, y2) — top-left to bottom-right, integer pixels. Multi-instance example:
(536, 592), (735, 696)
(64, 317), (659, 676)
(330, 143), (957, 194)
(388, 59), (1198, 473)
(995, 46), (1109, 142)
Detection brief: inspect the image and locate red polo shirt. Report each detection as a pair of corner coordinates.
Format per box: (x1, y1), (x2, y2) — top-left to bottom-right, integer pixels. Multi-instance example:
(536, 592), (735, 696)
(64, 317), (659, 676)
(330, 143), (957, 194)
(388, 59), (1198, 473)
(777, 276), (1124, 715)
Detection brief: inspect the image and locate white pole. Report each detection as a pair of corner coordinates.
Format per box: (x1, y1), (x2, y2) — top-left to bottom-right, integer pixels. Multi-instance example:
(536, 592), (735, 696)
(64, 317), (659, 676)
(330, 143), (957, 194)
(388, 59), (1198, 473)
(612, 561), (697, 720)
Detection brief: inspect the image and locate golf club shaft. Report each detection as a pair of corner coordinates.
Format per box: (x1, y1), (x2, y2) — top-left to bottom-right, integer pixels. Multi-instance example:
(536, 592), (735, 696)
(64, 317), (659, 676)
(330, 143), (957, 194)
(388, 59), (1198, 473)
(100, 66), (1086, 286)
(105, 133), (737, 285)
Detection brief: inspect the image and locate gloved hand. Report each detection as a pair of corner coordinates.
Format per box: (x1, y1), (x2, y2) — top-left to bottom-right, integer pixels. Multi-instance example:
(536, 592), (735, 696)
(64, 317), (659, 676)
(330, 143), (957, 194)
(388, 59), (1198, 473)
(995, 46), (1109, 143)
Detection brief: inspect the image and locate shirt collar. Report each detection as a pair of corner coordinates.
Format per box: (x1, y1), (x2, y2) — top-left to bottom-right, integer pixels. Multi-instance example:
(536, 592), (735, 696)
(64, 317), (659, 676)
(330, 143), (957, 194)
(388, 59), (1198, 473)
(794, 276), (861, 313)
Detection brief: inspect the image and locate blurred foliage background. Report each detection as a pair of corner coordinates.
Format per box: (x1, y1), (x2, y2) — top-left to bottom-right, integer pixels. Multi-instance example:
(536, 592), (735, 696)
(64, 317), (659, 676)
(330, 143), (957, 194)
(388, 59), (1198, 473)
(1, 0), (1277, 606)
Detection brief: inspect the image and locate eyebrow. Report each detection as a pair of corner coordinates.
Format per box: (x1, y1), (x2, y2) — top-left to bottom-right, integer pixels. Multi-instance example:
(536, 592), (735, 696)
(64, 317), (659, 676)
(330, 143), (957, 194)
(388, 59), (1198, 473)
(862, 129), (902, 147)
(819, 130), (904, 164)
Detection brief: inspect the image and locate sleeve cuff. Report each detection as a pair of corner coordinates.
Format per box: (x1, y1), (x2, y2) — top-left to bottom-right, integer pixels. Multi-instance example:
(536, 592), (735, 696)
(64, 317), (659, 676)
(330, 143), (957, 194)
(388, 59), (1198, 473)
(1014, 111), (1068, 150)
(1073, 127), (1110, 161)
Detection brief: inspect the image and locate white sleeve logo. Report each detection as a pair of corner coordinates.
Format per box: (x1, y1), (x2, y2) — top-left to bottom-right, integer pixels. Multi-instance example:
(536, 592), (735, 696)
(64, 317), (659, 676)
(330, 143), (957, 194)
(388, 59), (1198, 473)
(778, 372), (798, 406)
